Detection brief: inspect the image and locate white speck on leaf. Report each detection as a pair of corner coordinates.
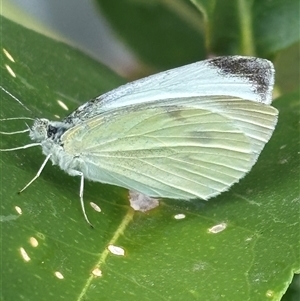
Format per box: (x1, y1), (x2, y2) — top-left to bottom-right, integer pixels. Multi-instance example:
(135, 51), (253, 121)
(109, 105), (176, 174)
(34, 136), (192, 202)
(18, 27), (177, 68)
(108, 245), (125, 256)
(208, 222), (227, 234)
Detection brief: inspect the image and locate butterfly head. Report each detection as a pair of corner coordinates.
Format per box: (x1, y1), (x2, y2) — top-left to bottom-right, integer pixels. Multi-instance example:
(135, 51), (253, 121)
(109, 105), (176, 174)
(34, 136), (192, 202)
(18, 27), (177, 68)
(29, 118), (49, 142)
(29, 119), (71, 144)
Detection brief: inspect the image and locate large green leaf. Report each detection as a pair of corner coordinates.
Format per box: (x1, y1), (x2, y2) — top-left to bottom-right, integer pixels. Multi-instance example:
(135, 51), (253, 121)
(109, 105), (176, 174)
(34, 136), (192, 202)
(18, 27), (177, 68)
(252, 0), (300, 57)
(1, 17), (299, 301)
(192, 0), (299, 57)
(95, 0), (206, 70)
(95, 0), (299, 75)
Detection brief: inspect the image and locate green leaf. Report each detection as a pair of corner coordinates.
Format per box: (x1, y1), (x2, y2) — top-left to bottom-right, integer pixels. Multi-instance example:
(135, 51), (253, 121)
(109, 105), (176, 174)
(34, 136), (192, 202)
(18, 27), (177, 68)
(185, 0), (300, 58)
(97, 0), (300, 65)
(1, 17), (299, 301)
(275, 42), (300, 94)
(252, 0), (300, 57)
(95, 0), (206, 69)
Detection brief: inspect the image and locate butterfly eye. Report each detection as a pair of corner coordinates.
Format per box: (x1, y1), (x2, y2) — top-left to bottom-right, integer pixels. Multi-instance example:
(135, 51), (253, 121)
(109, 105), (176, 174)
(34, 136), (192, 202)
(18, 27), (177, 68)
(47, 124), (58, 138)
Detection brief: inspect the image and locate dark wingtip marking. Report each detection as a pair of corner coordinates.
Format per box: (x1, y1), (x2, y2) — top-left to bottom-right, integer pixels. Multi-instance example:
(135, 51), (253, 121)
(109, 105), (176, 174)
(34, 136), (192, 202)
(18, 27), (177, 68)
(207, 56), (274, 103)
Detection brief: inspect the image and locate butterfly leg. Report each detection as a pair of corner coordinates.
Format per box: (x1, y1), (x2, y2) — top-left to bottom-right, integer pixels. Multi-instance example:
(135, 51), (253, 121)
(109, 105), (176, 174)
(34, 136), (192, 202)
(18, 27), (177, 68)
(19, 154), (52, 193)
(68, 169), (93, 227)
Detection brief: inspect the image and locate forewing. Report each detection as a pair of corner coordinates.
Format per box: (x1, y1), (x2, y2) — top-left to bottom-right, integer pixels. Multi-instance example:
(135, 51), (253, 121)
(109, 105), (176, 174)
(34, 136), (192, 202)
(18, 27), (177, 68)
(62, 96), (278, 200)
(65, 56), (274, 122)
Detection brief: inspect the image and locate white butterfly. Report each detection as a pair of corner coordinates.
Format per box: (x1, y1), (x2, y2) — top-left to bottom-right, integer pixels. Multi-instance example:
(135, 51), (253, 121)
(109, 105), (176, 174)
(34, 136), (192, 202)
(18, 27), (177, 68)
(1, 56), (278, 225)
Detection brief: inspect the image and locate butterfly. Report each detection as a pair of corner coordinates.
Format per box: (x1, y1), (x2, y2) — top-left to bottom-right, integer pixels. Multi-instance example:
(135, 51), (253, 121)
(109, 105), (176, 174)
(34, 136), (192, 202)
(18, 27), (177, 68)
(1, 56), (278, 225)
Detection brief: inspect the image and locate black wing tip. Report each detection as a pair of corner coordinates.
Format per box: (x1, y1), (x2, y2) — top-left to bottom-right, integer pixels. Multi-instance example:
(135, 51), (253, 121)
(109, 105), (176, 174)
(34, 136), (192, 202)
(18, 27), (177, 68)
(206, 56), (275, 105)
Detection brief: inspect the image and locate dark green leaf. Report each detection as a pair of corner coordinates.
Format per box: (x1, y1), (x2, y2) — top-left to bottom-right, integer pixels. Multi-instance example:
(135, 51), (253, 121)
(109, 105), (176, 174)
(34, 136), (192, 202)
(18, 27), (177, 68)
(253, 0), (300, 56)
(95, 0), (205, 70)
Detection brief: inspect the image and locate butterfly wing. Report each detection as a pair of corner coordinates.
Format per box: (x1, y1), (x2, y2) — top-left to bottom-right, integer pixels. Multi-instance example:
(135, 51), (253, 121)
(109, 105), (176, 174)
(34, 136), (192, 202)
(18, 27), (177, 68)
(64, 56), (274, 123)
(62, 96), (278, 200)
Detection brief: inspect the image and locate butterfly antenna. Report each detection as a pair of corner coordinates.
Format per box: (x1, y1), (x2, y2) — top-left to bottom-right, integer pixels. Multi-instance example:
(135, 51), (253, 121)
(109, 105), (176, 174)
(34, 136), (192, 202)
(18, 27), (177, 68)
(1, 86), (32, 113)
